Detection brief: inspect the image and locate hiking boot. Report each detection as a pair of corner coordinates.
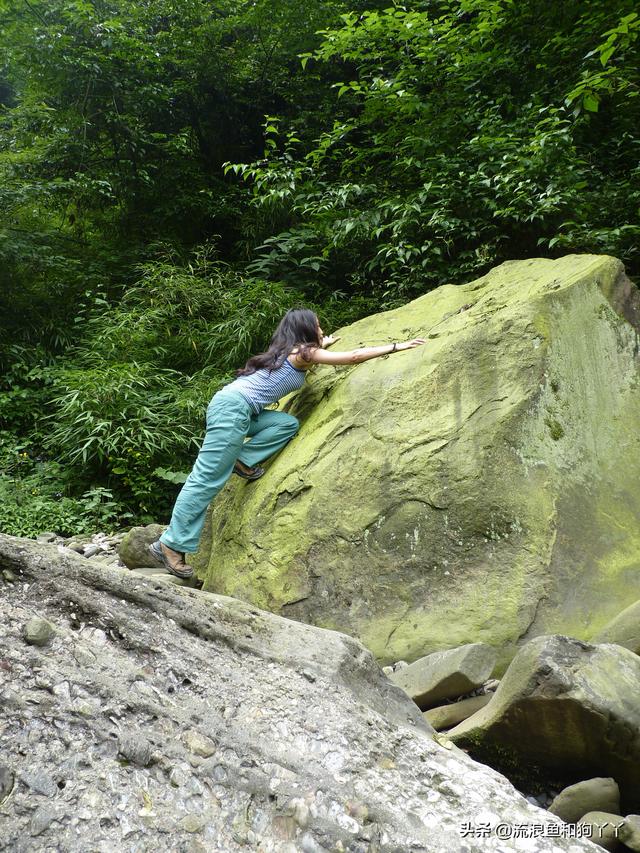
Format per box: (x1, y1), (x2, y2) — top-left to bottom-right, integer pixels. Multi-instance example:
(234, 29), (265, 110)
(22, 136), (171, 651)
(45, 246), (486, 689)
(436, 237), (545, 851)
(148, 540), (194, 579)
(233, 461), (265, 481)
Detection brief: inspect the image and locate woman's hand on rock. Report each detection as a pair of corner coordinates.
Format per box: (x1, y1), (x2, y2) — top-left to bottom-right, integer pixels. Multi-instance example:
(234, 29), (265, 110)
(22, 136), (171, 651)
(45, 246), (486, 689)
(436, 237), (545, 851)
(322, 335), (340, 348)
(399, 338), (427, 351)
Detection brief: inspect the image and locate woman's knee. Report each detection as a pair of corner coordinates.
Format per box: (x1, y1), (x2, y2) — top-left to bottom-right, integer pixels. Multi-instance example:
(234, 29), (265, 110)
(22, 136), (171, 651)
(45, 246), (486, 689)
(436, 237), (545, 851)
(284, 414), (299, 434)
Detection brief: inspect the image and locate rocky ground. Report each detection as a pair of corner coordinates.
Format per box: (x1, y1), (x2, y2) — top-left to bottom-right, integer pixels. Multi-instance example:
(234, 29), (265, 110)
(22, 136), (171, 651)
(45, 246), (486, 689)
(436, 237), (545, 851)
(34, 529), (125, 561)
(31, 528), (202, 590)
(384, 637), (640, 851)
(21, 525), (640, 849)
(0, 533), (601, 853)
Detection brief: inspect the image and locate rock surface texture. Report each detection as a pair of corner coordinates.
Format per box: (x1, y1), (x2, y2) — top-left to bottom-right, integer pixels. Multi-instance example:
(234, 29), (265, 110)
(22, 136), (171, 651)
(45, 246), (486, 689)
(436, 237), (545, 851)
(0, 535), (598, 852)
(197, 255), (640, 667)
(576, 813), (625, 852)
(448, 635), (640, 811)
(620, 815), (640, 851)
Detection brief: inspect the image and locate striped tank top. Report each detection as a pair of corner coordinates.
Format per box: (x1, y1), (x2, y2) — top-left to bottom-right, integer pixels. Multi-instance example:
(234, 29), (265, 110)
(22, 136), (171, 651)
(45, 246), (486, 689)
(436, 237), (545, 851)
(222, 356), (306, 414)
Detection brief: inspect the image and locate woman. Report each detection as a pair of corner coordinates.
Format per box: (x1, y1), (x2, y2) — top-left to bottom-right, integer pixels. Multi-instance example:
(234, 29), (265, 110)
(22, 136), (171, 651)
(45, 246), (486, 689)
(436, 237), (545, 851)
(150, 308), (426, 577)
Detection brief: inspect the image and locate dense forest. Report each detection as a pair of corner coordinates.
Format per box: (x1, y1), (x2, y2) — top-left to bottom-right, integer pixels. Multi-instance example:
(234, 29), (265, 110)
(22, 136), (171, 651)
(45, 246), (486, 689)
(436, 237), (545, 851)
(1, 0), (638, 535)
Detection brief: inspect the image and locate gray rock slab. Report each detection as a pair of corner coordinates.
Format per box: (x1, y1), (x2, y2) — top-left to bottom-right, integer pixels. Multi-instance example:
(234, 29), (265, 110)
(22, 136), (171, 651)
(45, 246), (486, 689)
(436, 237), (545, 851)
(131, 566), (166, 576)
(389, 643), (497, 709)
(0, 533), (597, 853)
(449, 635), (640, 812)
(131, 567), (202, 589)
(548, 777), (620, 824)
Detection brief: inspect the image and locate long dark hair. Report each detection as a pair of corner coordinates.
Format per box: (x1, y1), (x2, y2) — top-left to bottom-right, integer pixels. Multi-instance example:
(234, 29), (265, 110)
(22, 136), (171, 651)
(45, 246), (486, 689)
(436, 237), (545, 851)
(236, 308), (320, 376)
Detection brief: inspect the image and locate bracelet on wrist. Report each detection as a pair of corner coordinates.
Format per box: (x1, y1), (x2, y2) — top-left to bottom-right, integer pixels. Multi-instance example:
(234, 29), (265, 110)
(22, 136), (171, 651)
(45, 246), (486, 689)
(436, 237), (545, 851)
(391, 342), (397, 353)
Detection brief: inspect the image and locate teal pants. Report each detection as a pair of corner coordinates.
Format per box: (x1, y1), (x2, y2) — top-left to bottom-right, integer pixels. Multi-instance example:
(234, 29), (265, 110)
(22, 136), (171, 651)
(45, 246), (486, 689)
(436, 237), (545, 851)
(160, 390), (299, 553)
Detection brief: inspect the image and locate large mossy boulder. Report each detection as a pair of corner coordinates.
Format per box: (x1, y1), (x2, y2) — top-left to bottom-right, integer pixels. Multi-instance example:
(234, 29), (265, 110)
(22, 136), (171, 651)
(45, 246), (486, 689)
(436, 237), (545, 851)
(198, 255), (640, 667)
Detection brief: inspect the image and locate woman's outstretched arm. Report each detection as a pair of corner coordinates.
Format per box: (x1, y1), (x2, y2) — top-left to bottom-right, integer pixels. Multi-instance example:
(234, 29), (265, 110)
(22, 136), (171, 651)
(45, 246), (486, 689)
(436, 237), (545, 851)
(304, 337), (426, 366)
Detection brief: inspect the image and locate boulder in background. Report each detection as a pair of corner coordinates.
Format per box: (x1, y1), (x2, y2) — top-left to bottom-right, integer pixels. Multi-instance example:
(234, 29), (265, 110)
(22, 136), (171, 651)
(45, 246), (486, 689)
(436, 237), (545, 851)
(448, 635), (640, 811)
(593, 600), (640, 655)
(548, 777), (621, 824)
(389, 643), (496, 709)
(117, 523), (165, 569)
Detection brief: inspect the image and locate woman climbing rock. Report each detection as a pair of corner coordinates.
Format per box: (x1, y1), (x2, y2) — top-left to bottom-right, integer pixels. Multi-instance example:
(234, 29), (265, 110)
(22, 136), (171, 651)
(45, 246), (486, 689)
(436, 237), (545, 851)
(149, 308), (426, 577)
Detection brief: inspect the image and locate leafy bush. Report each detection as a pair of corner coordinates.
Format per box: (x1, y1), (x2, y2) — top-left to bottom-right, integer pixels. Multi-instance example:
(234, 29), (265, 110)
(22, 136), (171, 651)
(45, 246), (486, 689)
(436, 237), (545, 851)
(88, 242), (306, 373)
(0, 347), (57, 435)
(229, 2), (640, 300)
(0, 433), (130, 536)
(44, 362), (202, 515)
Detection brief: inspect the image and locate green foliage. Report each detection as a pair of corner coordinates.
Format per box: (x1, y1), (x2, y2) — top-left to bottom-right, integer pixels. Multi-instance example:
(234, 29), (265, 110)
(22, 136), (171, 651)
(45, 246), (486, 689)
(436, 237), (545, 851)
(0, 0), (639, 535)
(230, 1), (640, 300)
(154, 467), (189, 485)
(0, 0), (350, 259)
(42, 360), (200, 516)
(91, 242), (304, 373)
(565, 11), (639, 112)
(0, 348), (56, 434)
(46, 363), (198, 465)
(0, 0), (353, 392)
(0, 433), (130, 536)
